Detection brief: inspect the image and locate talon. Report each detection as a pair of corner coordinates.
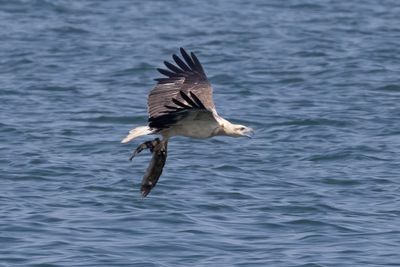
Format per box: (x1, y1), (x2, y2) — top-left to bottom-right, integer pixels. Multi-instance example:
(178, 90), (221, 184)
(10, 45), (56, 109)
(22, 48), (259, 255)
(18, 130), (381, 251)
(129, 143), (146, 161)
(129, 139), (159, 161)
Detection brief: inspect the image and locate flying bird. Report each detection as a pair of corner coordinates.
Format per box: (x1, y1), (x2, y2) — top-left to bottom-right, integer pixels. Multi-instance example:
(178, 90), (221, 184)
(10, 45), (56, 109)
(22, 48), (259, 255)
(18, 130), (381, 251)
(122, 48), (253, 197)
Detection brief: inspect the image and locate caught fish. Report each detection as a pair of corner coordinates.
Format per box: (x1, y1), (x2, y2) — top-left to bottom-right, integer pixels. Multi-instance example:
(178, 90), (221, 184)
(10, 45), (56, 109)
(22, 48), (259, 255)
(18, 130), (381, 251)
(130, 138), (168, 197)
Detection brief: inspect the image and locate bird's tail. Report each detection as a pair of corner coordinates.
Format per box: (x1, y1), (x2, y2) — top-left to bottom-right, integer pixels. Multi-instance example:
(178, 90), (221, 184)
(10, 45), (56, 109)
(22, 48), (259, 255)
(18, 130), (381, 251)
(121, 126), (155, 143)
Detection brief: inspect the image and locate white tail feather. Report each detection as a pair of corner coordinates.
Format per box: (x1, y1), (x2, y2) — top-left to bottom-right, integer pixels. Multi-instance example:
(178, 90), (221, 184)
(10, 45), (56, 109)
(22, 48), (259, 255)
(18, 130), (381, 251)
(121, 126), (154, 143)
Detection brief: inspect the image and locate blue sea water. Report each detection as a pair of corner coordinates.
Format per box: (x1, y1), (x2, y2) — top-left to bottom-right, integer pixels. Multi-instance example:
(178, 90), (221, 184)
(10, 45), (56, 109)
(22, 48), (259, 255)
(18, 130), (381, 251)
(1, 0), (400, 266)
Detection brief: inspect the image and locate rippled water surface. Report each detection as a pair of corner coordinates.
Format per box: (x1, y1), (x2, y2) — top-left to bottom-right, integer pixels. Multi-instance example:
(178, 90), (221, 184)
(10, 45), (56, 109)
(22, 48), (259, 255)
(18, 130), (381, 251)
(1, 1), (400, 266)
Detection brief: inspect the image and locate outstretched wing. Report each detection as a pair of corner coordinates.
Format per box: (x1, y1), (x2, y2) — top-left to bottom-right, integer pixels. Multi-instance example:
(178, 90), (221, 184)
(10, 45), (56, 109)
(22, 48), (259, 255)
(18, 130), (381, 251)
(148, 89), (215, 129)
(147, 48), (215, 128)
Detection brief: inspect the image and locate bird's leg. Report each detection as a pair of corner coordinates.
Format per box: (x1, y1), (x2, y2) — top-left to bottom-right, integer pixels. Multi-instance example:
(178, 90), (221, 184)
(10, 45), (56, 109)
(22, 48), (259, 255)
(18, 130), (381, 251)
(140, 138), (168, 198)
(129, 138), (160, 161)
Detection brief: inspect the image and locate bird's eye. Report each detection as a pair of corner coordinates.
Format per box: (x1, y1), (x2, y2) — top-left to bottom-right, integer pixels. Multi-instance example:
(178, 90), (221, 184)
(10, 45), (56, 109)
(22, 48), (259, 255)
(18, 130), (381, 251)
(240, 127), (245, 131)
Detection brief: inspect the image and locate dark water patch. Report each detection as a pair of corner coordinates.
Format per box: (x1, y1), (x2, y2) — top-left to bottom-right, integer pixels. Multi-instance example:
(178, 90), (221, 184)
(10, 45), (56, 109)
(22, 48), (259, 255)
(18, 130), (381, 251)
(212, 190), (255, 201)
(210, 74), (237, 85)
(295, 263), (326, 267)
(273, 118), (351, 127)
(50, 26), (91, 35)
(306, 152), (349, 162)
(284, 219), (357, 233)
(111, 63), (154, 77)
(29, 85), (80, 93)
(293, 51), (328, 57)
(315, 203), (343, 212)
(70, 115), (142, 124)
(375, 84), (400, 93)
(249, 70), (302, 77)
(194, 203), (238, 213)
(1, 57), (34, 69)
(0, 123), (23, 134)
(278, 77), (305, 84)
(273, 204), (324, 215)
(321, 178), (362, 186)
(306, 145), (389, 162)
(369, 177), (398, 185)
(288, 3), (324, 10)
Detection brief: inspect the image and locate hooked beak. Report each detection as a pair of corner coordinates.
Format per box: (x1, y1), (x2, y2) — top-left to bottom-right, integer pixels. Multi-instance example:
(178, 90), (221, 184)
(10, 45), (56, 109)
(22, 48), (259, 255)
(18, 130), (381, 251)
(244, 128), (254, 138)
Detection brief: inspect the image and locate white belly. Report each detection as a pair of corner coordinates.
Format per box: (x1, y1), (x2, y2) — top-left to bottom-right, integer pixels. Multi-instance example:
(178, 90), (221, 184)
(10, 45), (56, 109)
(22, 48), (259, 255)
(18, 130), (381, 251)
(163, 116), (219, 139)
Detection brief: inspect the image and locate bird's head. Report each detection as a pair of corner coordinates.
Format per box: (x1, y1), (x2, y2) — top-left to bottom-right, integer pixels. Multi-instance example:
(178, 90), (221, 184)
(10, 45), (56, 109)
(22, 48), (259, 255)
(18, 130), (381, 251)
(217, 117), (254, 138)
(229, 124), (254, 138)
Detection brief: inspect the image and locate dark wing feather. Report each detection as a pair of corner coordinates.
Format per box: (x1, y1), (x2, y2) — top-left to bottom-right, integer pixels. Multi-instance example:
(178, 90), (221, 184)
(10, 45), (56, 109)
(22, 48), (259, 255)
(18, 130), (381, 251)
(189, 92), (206, 109)
(172, 98), (192, 109)
(180, 48), (196, 70)
(190, 52), (204, 73)
(149, 109), (215, 129)
(156, 68), (177, 78)
(172, 54), (191, 71)
(179, 90), (198, 108)
(164, 61), (183, 74)
(147, 48), (215, 128)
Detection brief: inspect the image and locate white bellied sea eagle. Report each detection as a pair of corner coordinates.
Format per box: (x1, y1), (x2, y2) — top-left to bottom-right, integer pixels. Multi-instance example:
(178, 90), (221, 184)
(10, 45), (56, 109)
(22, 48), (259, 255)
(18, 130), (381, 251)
(122, 48), (253, 197)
